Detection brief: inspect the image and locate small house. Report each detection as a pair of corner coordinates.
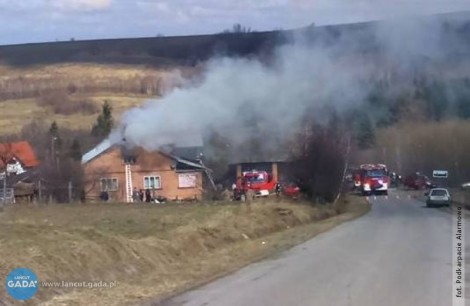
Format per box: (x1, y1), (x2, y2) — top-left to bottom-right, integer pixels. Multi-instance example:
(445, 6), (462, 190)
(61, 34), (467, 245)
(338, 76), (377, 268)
(0, 141), (39, 175)
(0, 141), (40, 203)
(82, 140), (210, 202)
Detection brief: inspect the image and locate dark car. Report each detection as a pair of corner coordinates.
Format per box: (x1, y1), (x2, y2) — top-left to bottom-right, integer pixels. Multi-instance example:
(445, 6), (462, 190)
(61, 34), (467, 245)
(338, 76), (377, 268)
(403, 173), (436, 190)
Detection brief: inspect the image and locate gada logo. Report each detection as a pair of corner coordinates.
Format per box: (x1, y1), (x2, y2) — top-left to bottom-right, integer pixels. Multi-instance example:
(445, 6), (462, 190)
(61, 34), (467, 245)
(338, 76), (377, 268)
(5, 268), (39, 300)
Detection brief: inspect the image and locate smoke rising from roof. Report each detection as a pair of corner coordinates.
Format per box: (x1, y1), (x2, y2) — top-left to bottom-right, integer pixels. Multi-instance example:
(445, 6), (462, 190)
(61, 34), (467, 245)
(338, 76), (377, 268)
(109, 13), (469, 155)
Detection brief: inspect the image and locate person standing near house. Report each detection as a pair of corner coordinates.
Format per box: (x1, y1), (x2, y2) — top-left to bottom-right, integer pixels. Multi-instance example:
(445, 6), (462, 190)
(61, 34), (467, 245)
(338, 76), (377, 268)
(145, 189), (151, 202)
(139, 189), (144, 202)
(132, 187), (139, 202)
(100, 190), (109, 202)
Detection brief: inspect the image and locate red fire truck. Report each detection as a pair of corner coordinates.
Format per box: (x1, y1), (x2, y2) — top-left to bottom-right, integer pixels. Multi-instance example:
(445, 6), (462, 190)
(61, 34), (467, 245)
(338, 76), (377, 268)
(357, 164), (390, 196)
(235, 170), (277, 199)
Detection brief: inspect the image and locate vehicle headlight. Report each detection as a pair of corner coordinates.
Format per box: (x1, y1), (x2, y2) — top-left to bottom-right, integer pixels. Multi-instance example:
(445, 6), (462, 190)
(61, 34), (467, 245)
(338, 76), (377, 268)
(364, 183), (371, 190)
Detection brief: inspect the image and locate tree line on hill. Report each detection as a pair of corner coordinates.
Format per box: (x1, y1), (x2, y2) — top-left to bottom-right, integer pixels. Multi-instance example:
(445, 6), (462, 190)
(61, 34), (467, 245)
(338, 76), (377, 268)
(0, 74), (165, 102)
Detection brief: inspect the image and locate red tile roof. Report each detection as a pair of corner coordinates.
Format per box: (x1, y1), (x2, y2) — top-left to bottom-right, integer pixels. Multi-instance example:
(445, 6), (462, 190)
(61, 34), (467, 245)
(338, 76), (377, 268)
(0, 141), (39, 168)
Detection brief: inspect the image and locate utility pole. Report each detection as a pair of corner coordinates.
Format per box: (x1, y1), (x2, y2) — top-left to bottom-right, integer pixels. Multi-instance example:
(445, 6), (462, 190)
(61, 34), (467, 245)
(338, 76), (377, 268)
(68, 181), (72, 203)
(1, 172), (5, 211)
(51, 136), (59, 170)
(38, 180), (42, 203)
(334, 134), (351, 205)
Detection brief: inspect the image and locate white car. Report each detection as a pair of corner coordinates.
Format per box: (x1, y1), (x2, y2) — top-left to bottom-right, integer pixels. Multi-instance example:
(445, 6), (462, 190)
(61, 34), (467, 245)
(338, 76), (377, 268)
(461, 182), (470, 190)
(426, 188), (451, 208)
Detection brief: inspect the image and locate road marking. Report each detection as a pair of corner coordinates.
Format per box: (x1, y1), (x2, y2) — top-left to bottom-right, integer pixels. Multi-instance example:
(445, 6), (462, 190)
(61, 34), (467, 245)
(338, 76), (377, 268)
(374, 196), (377, 200)
(396, 195), (400, 200)
(385, 196), (388, 200)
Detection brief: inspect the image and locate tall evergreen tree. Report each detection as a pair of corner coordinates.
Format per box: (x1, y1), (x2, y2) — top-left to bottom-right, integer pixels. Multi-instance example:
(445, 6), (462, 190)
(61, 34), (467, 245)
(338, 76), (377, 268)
(69, 138), (82, 161)
(91, 101), (114, 138)
(49, 121), (63, 151)
(49, 121), (59, 137)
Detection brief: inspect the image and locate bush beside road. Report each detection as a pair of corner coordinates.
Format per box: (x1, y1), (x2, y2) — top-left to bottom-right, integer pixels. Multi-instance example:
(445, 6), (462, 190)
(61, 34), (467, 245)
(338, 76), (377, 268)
(0, 197), (369, 305)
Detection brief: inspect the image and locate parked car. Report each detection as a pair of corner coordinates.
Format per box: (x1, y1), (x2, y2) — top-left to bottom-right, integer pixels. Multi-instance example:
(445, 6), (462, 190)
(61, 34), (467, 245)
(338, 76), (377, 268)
(283, 183), (300, 198)
(404, 173), (436, 190)
(461, 182), (470, 190)
(426, 188), (451, 207)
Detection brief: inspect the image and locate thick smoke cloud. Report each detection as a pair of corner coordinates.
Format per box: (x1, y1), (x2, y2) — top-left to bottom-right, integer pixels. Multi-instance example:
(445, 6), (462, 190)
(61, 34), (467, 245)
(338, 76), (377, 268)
(111, 40), (372, 150)
(110, 13), (468, 155)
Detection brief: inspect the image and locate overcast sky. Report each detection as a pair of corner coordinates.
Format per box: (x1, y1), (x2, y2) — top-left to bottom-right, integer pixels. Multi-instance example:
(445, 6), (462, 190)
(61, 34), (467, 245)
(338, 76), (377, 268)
(0, 0), (469, 45)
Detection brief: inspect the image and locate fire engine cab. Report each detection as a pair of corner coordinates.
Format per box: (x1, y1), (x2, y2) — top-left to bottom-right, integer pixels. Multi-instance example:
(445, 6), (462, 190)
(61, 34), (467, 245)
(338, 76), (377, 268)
(235, 170), (277, 198)
(358, 164), (390, 196)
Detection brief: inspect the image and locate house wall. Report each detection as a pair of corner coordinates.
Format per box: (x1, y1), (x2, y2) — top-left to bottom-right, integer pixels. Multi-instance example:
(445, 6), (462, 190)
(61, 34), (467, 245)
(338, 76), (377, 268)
(84, 147), (203, 202)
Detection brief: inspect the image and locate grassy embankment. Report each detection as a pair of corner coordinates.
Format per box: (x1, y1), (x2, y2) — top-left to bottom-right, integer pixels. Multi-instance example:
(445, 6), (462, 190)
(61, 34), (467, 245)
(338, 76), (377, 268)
(0, 197), (369, 305)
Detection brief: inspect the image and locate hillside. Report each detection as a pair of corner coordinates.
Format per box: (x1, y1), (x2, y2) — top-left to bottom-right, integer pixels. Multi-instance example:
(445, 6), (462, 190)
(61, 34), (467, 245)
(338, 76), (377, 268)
(0, 11), (469, 160)
(0, 30), (283, 67)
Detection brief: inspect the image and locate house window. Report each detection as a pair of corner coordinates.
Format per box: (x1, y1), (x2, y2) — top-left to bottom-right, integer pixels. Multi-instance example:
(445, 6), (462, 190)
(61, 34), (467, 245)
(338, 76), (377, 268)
(100, 178), (118, 191)
(123, 155), (137, 164)
(144, 176), (161, 189)
(178, 173), (197, 188)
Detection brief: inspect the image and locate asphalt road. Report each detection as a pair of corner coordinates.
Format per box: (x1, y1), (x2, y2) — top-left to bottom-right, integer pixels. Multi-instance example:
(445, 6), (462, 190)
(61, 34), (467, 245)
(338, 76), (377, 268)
(159, 190), (467, 306)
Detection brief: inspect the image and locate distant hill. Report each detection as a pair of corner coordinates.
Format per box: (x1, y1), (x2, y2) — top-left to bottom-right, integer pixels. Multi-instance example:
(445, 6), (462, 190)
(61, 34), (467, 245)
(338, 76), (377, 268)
(1, 11), (470, 137)
(0, 30), (284, 67)
(0, 11), (468, 68)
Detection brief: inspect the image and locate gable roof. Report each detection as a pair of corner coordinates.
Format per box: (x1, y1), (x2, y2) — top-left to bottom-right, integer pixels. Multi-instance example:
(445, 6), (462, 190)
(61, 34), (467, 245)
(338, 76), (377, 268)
(81, 141), (207, 170)
(0, 141), (39, 168)
(81, 139), (112, 164)
(162, 152), (206, 170)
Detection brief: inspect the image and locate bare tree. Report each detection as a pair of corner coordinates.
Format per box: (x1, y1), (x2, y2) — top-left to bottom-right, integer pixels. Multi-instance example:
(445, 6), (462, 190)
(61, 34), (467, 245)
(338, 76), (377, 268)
(82, 166), (111, 201)
(289, 115), (348, 203)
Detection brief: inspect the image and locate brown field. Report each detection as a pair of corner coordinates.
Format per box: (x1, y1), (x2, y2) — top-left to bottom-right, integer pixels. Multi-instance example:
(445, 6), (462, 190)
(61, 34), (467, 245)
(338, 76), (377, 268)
(0, 61), (197, 135)
(0, 197), (369, 306)
(0, 94), (146, 135)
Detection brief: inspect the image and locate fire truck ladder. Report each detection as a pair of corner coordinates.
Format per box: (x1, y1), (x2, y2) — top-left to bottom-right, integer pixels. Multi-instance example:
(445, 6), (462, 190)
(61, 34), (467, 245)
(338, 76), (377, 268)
(125, 163), (133, 203)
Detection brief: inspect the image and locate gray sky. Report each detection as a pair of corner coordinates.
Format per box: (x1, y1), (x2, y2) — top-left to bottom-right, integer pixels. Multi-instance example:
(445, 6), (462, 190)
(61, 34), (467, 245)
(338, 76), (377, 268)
(1, 0), (469, 45)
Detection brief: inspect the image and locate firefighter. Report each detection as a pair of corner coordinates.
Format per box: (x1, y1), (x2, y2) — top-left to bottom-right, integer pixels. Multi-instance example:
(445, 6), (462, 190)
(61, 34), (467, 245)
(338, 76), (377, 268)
(275, 182), (281, 197)
(231, 182), (237, 200)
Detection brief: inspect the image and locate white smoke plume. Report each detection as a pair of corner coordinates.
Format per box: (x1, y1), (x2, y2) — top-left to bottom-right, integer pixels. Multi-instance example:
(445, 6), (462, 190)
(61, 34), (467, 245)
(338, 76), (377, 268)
(111, 39), (372, 150)
(109, 12), (468, 154)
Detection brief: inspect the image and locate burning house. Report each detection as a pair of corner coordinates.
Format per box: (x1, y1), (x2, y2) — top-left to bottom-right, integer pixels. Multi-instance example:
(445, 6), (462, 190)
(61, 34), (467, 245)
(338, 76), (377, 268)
(82, 137), (212, 203)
